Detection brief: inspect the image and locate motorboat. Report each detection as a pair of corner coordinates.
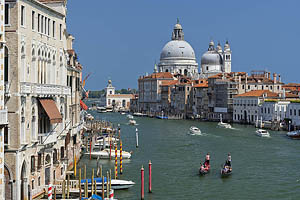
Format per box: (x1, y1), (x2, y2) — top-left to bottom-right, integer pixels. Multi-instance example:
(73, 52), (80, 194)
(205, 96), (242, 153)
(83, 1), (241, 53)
(85, 149), (132, 159)
(133, 112), (147, 117)
(97, 107), (107, 113)
(189, 126), (201, 135)
(256, 129), (270, 137)
(94, 136), (119, 149)
(129, 120), (136, 125)
(218, 114), (232, 129)
(127, 114), (134, 119)
(81, 177), (135, 190)
(286, 130), (300, 139)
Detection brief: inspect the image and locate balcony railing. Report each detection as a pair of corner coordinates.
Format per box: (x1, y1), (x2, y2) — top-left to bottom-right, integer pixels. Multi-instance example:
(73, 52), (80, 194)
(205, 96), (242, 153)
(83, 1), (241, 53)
(38, 131), (57, 145)
(20, 82), (71, 96)
(0, 109), (8, 125)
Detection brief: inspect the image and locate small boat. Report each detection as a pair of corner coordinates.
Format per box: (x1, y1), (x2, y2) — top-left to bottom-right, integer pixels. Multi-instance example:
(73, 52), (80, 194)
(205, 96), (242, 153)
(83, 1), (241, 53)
(133, 112), (147, 117)
(97, 107), (107, 113)
(286, 130), (300, 139)
(120, 112), (126, 115)
(127, 114), (134, 119)
(190, 126), (201, 135)
(85, 149), (132, 159)
(218, 114), (232, 129)
(81, 177), (135, 190)
(129, 119), (136, 125)
(256, 129), (270, 137)
(156, 115), (168, 119)
(199, 164), (210, 175)
(220, 165), (232, 177)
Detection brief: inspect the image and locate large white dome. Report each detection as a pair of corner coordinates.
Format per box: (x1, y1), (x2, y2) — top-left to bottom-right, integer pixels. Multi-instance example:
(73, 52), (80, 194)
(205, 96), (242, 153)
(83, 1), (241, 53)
(160, 40), (196, 60)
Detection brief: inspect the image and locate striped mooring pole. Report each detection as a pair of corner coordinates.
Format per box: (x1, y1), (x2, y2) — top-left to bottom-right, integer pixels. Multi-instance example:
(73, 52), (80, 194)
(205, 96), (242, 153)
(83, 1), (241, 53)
(120, 140), (123, 174)
(109, 189), (114, 200)
(115, 143), (118, 179)
(48, 183), (52, 200)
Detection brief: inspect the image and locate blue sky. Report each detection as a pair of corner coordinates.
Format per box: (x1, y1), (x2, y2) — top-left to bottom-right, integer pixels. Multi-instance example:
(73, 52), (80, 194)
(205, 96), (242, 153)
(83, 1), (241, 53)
(67, 0), (300, 90)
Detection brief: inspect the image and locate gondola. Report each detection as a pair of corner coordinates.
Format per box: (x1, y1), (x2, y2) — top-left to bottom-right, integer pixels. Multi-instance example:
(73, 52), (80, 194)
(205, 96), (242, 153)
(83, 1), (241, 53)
(199, 164), (210, 175)
(220, 165), (232, 177)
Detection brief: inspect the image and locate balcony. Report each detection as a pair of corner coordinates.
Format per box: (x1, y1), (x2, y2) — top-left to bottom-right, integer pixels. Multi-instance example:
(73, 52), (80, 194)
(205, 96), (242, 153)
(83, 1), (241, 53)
(20, 82), (71, 96)
(38, 131), (57, 145)
(0, 109), (8, 125)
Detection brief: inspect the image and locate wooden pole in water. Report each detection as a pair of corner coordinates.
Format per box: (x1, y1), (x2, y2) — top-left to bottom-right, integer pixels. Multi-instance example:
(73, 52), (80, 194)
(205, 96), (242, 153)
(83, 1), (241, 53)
(94, 179), (97, 195)
(89, 140), (92, 160)
(149, 160), (152, 193)
(84, 165), (87, 179)
(106, 171), (109, 199)
(120, 140), (123, 174)
(100, 165), (102, 178)
(109, 138), (112, 160)
(62, 180), (65, 199)
(115, 144), (118, 179)
(102, 175), (105, 200)
(67, 174), (70, 198)
(79, 168), (82, 199)
(85, 179), (88, 198)
(91, 169), (94, 195)
(54, 186), (56, 200)
(141, 166), (144, 200)
(136, 128), (139, 148)
(109, 169), (112, 190)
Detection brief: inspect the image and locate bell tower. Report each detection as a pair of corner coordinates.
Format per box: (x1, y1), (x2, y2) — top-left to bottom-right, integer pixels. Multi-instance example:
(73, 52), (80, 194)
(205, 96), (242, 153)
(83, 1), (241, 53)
(223, 40), (232, 73)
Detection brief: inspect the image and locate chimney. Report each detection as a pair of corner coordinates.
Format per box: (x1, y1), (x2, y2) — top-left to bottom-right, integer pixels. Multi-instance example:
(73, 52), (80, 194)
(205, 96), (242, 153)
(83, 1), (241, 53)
(278, 74), (281, 82)
(273, 73), (277, 83)
(268, 72), (271, 79)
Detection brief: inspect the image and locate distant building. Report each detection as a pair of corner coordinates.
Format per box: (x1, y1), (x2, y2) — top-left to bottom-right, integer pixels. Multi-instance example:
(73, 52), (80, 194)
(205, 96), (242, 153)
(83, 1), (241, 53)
(287, 101), (300, 130)
(233, 90), (279, 124)
(100, 80), (134, 111)
(157, 20), (198, 78)
(200, 40), (232, 78)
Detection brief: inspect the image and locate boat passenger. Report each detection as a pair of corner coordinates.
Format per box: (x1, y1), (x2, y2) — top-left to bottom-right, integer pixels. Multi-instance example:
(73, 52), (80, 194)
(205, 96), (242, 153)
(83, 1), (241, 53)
(227, 153), (231, 167)
(205, 153), (210, 166)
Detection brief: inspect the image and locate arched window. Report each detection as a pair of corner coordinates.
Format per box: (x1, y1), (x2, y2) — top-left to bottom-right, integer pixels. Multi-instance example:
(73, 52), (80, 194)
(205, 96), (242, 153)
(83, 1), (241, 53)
(165, 69), (168, 72)
(53, 149), (58, 164)
(184, 69), (188, 76)
(122, 100), (126, 107)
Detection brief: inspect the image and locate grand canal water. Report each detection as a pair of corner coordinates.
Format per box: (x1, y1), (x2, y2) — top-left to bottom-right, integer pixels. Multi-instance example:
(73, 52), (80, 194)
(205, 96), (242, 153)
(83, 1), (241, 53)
(78, 109), (300, 200)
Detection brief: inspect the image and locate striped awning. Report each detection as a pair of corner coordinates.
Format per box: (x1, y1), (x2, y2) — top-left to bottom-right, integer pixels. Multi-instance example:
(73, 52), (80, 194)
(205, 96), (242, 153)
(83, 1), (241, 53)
(39, 99), (62, 124)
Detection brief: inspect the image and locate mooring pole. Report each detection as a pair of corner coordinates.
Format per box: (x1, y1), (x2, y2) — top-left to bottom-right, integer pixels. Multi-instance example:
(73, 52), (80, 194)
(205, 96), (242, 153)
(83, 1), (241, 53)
(141, 166), (144, 199)
(136, 128), (139, 148)
(149, 160), (152, 193)
(120, 140), (123, 174)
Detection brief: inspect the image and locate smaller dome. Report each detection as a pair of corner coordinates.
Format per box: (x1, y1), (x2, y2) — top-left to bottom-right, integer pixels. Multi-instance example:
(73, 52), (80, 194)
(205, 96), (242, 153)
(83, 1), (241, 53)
(174, 23), (182, 29)
(209, 40), (215, 47)
(201, 51), (223, 65)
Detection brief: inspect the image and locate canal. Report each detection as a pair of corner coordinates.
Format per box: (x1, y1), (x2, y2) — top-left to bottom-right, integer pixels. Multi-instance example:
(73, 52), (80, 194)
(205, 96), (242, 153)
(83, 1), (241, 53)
(78, 110), (300, 200)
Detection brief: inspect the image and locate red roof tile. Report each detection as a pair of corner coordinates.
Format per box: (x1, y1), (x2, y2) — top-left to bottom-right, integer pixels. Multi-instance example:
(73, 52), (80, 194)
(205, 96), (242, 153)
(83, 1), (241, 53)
(235, 90), (279, 97)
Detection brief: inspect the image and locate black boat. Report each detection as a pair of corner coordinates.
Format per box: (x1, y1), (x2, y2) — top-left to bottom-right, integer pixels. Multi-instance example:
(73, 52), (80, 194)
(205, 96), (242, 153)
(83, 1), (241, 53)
(220, 165), (232, 177)
(199, 164), (210, 175)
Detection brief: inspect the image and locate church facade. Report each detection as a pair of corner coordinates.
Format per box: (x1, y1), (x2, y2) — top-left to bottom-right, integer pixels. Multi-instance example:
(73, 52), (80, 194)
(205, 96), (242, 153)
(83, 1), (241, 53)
(156, 20), (232, 79)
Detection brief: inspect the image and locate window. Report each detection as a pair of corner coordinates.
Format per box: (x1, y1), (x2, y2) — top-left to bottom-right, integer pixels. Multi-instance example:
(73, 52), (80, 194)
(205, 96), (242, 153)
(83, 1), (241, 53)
(32, 11), (35, 30)
(48, 18), (50, 35)
(206, 66), (209, 71)
(44, 17), (47, 35)
(290, 109), (292, 115)
(59, 24), (62, 40)
(41, 16), (44, 33)
(21, 5), (25, 26)
(37, 153), (42, 169)
(38, 14), (40, 32)
(31, 156), (35, 172)
(32, 180), (34, 190)
(60, 146), (64, 159)
(298, 110), (300, 116)
(5, 4), (9, 25)
(4, 127), (8, 145)
(294, 109), (296, 116)
(52, 21), (55, 37)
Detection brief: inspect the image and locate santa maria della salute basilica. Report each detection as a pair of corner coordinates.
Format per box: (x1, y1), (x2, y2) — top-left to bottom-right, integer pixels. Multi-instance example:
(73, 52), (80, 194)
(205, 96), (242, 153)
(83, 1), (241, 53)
(155, 19), (232, 79)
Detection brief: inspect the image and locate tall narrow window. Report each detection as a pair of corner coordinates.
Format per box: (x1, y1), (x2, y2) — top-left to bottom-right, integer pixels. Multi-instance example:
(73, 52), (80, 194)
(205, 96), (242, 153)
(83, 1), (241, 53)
(41, 16), (44, 33)
(52, 21), (55, 37)
(38, 14), (40, 32)
(21, 5), (25, 26)
(44, 17), (47, 34)
(59, 24), (62, 40)
(48, 19), (50, 35)
(5, 4), (9, 25)
(32, 11), (35, 30)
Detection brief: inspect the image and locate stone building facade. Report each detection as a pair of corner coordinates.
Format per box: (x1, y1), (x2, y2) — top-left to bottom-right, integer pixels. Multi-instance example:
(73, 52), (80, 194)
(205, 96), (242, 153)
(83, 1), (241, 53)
(0, 0), (8, 199)
(3, 0), (83, 199)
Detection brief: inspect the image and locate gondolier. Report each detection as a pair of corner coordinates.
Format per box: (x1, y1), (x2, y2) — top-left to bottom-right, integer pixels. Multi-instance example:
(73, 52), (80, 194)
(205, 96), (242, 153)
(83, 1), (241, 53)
(205, 153), (210, 166)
